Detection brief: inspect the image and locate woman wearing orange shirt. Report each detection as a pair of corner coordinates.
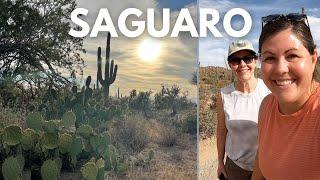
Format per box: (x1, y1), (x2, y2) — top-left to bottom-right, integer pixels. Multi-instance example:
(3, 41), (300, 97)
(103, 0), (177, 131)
(252, 12), (320, 180)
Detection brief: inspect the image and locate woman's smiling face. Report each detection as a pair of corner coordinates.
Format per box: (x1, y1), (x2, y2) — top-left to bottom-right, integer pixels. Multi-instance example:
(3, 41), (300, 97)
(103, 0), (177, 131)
(261, 28), (318, 107)
(229, 50), (256, 82)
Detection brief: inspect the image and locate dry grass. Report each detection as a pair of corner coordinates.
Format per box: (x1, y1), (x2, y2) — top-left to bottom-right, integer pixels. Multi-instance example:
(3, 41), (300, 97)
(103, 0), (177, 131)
(111, 114), (150, 153)
(0, 105), (26, 127)
(124, 135), (196, 180)
(157, 126), (177, 147)
(107, 112), (197, 179)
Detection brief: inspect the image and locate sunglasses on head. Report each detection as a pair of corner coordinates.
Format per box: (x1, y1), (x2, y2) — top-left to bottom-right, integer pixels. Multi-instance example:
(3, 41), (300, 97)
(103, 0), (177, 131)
(228, 55), (256, 66)
(261, 13), (310, 28)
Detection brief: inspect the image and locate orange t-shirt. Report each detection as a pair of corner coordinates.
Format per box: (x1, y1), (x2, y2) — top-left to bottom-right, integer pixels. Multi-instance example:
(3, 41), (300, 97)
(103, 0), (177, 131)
(258, 86), (320, 180)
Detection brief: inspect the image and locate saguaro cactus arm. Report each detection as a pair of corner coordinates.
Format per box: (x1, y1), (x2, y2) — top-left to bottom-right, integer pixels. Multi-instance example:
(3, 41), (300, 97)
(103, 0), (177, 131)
(97, 47), (103, 85)
(105, 33), (110, 80)
(109, 59), (118, 84)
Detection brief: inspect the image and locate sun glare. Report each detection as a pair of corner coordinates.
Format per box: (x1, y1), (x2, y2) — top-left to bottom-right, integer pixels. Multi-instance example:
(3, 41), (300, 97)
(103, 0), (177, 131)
(138, 38), (161, 62)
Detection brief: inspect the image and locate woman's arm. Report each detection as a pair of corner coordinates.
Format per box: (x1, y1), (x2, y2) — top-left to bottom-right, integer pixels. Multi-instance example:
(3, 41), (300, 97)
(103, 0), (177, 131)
(216, 92), (228, 178)
(251, 151), (265, 180)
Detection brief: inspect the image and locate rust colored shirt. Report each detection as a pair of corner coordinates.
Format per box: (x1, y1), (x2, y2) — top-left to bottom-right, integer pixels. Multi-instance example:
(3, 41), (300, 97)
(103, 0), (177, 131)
(258, 86), (320, 180)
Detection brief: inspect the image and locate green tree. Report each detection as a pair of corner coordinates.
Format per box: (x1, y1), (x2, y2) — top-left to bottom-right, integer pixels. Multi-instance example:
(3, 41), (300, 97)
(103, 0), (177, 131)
(129, 90), (152, 117)
(155, 85), (183, 116)
(0, 0), (85, 88)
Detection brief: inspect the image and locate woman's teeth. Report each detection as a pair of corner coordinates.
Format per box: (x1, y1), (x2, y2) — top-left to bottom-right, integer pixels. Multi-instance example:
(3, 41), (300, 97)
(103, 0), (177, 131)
(275, 80), (294, 86)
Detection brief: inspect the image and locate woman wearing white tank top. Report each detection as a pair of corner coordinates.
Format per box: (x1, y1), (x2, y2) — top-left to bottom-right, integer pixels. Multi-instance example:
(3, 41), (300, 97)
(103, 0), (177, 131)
(216, 40), (270, 180)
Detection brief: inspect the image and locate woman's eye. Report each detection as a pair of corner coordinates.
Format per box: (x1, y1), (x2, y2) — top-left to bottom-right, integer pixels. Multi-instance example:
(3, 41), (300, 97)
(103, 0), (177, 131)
(262, 56), (275, 62)
(287, 54), (299, 60)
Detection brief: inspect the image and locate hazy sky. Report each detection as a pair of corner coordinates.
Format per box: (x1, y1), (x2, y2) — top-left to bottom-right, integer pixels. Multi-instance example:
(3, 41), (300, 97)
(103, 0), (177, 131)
(74, 0), (197, 100)
(199, 0), (320, 67)
(71, 0), (320, 100)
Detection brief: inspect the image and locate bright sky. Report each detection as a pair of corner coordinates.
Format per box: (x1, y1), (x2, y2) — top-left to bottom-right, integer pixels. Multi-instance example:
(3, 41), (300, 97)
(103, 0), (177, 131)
(199, 0), (320, 67)
(75, 0), (197, 101)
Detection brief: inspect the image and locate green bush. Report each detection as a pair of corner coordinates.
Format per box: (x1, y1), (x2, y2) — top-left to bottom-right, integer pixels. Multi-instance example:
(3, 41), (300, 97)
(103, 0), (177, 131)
(182, 114), (197, 135)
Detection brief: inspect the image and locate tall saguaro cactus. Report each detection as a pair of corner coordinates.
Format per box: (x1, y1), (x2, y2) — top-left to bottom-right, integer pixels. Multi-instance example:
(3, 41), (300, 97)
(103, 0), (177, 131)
(97, 33), (118, 96)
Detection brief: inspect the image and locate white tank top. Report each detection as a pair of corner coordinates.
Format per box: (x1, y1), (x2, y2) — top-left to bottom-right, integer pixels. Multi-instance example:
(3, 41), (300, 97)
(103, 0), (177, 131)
(220, 78), (270, 171)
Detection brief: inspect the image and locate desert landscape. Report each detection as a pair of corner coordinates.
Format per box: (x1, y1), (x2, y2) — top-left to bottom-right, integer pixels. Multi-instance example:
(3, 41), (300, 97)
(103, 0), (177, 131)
(198, 66), (233, 179)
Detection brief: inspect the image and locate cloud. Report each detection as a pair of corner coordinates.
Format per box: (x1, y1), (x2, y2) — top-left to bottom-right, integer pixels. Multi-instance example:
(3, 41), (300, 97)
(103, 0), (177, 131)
(199, 0), (235, 11)
(309, 16), (320, 45)
(308, 8), (319, 12)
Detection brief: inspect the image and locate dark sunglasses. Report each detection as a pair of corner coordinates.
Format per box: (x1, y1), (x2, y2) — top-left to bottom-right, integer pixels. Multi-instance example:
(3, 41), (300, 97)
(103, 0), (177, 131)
(261, 13), (310, 28)
(228, 55), (256, 66)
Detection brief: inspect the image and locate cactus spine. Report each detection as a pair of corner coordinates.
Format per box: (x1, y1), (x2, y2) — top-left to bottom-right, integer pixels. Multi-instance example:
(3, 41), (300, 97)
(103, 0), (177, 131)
(97, 32), (118, 97)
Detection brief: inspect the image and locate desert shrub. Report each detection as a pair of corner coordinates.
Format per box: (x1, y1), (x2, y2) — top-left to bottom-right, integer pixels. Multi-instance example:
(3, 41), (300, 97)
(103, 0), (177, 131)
(112, 115), (149, 153)
(181, 113), (197, 135)
(158, 126), (177, 147)
(214, 80), (231, 89)
(129, 91), (152, 117)
(154, 85), (194, 117)
(199, 103), (217, 139)
(0, 103), (26, 127)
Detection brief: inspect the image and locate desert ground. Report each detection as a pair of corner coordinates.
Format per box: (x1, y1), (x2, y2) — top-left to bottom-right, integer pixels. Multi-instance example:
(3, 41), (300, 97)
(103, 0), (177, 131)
(199, 137), (218, 180)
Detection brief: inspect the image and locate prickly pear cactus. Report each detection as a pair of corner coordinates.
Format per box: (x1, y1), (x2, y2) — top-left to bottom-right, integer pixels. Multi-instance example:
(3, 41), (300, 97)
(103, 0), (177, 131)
(1, 156), (24, 180)
(40, 159), (61, 180)
(3, 125), (22, 146)
(96, 158), (105, 180)
(69, 137), (83, 166)
(90, 135), (107, 155)
(26, 112), (43, 131)
(16, 154), (25, 171)
(21, 128), (37, 150)
(58, 133), (73, 154)
(148, 150), (155, 162)
(54, 158), (62, 170)
(102, 147), (111, 171)
(0, 122), (4, 139)
(69, 137), (83, 156)
(106, 145), (118, 171)
(115, 162), (128, 174)
(76, 124), (93, 138)
(81, 161), (98, 180)
(43, 120), (60, 133)
(41, 132), (59, 150)
(62, 111), (76, 128)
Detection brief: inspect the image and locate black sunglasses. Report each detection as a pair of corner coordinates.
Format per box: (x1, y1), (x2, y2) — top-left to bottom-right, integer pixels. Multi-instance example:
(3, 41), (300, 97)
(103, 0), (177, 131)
(261, 13), (310, 28)
(228, 55), (256, 66)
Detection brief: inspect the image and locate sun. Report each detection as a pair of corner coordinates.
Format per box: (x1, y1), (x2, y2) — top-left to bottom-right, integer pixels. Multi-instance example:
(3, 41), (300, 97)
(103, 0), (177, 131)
(138, 38), (162, 62)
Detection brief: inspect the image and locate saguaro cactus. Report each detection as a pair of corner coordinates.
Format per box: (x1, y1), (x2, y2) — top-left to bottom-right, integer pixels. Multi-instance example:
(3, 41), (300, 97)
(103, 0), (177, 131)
(97, 32), (118, 96)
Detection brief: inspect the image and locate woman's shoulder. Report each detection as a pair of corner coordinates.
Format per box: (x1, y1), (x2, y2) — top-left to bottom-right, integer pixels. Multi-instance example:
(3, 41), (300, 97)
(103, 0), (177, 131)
(260, 93), (274, 109)
(258, 94), (275, 127)
(220, 82), (234, 94)
(258, 94), (276, 122)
